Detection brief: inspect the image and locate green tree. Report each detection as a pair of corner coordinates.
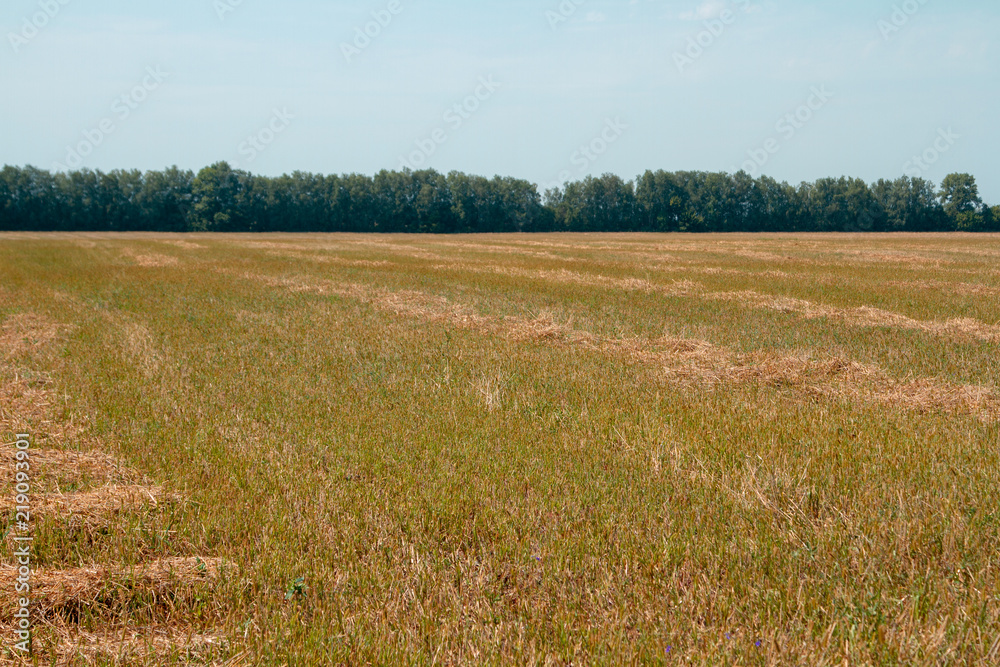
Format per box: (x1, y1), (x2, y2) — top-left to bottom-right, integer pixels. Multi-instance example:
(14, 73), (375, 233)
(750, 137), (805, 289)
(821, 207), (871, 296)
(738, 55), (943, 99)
(755, 176), (798, 232)
(939, 173), (983, 215)
(0, 163), (994, 235)
(939, 173), (985, 231)
(635, 170), (704, 232)
(414, 170), (456, 233)
(5, 167), (59, 231)
(190, 162), (251, 232)
(872, 177), (945, 231)
(636, 170), (690, 232)
(554, 175), (635, 232)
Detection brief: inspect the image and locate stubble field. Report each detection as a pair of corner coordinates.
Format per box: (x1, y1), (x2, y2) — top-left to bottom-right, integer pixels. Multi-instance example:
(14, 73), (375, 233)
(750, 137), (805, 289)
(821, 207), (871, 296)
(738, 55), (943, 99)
(1, 232), (999, 665)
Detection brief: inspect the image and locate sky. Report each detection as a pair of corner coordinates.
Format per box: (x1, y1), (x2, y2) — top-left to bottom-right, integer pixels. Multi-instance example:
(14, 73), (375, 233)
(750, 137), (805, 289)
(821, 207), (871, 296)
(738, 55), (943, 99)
(2, 0), (998, 201)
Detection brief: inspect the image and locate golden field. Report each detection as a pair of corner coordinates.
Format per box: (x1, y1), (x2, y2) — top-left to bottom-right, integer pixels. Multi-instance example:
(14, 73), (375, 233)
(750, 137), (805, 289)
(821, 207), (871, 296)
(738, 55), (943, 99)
(1, 232), (999, 665)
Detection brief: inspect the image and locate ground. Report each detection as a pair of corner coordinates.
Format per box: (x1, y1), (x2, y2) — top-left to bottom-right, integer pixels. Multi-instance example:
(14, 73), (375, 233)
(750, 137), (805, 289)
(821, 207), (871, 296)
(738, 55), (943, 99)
(0, 232), (998, 665)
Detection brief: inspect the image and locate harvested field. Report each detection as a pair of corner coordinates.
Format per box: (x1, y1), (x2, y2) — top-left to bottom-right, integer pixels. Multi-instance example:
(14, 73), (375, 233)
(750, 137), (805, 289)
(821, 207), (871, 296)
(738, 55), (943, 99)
(0, 484), (177, 525)
(0, 449), (133, 488)
(119, 248), (180, 268)
(0, 284), (221, 663)
(238, 271), (1000, 421)
(420, 261), (1000, 343)
(0, 557), (225, 619)
(1, 232), (999, 665)
(885, 279), (1000, 297)
(714, 290), (1000, 342)
(36, 626), (230, 666)
(157, 239), (205, 250)
(1, 314), (65, 358)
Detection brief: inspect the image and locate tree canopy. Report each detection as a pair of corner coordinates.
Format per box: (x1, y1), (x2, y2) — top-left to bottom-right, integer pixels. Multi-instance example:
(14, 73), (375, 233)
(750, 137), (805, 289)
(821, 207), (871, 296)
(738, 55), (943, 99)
(0, 164), (994, 234)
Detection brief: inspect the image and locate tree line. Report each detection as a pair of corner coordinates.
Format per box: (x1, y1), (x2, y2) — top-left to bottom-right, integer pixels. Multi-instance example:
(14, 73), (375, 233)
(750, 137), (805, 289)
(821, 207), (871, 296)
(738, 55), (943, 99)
(1, 162), (996, 234)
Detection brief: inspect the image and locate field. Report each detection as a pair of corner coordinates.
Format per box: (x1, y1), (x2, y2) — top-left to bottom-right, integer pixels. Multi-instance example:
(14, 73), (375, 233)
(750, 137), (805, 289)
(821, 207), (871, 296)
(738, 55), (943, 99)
(1, 232), (999, 665)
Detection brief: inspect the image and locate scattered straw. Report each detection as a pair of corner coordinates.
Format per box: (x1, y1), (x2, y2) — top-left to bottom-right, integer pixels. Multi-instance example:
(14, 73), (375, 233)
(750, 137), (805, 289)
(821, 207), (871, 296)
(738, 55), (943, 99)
(377, 290), (490, 330)
(0, 557), (226, 620)
(0, 313), (64, 359)
(430, 264), (705, 297)
(0, 314), (80, 441)
(726, 249), (791, 263)
(0, 305), (220, 664)
(158, 239), (205, 250)
(120, 249), (180, 268)
(715, 291), (1000, 343)
(261, 248), (393, 268)
(321, 257), (392, 268)
(723, 350), (1000, 419)
(726, 352), (878, 388)
(42, 626), (230, 665)
(433, 241), (576, 261)
(698, 267), (792, 279)
(119, 320), (163, 378)
(0, 485), (178, 525)
(0, 381), (73, 440)
(837, 250), (945, 266)
(505, 310), (595, 344)
(234, 270), (1000, 421)
(0, 448), (133, 486)
(373, 262), (1000, 345)
(885, 279), (1000, 297)
(874, 378), (1000, 420)
(136, 556), (228, 584)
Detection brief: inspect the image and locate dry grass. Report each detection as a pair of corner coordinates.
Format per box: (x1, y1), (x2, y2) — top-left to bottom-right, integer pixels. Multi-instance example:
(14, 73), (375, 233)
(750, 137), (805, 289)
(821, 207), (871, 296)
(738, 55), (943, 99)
(422, 261), (1000, 344)
(716, 290), (1000, 343)
(0, 298), (226, 664)
(0, 557), (224, 620)
(239, 270), (1000, 422)
(698, 266), (792, 279)
(113, 319), (163, 379)
(0, 381), (78, 444)
(0, 558), (229, 665)
(31, 626), (231, 666)
(2, 232), (1000, 665)
(885, 279), (1000, 298)
(1, 313), (64, 358)
(119, 249), (180, 268)
(157, 239), (205, 250)
(432, 241), (581, 261)
(724, 351), (1000, 418)
(0, 485), (177, 525)
(837, 249), (946, 266)
(261, 248), (393, 268)
(431, 263), (705, 297)
(0, 449), (132, 486)
(0, 315), (81, 442)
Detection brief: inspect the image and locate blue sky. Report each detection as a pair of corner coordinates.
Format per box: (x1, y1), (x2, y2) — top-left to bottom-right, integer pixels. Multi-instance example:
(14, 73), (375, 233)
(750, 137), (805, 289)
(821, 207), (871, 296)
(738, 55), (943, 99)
(2, 0), (997, 201)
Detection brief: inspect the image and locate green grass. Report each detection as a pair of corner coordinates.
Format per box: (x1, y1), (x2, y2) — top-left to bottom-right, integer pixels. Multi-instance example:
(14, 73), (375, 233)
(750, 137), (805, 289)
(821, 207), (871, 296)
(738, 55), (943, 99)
(1, 232), (999, 665)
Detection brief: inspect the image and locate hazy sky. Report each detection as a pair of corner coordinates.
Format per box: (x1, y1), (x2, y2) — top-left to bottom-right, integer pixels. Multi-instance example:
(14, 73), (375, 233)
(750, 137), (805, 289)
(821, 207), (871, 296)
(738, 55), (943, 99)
(2, 0), (997, 200)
